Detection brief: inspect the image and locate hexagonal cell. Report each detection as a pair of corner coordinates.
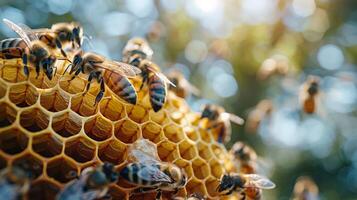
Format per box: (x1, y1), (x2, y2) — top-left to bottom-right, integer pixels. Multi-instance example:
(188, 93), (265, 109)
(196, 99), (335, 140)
(71, 94), (98, 117)
(9, 83), (38, 107)
(199, 128), (213, 143)
(0, 64), (27, 83)
(0, 82), (6, 99)
(157, 140), (179, 162)
(40, 90), (69, 112)
(0, 102), (17, 127)
(52, 112), (82, 138)
(197, 142), (213, 160)
(184, 126), (199, 142)
(169, 111), (185, 124)
(98, 139), (127, 165)
(126, 104), (149, 123)
(84, 116), (113, 141)
(163, 124), (184, 143)
(178, 140), (197, 160)
(47, 157), (79, 183)
(0, 154), (7, 169)
(114, 119), (140, 144)
(142, 122), (163, 143)
(107, 185), (128, 200)
(0, 128), (28, 155)
(29, 71), (60, 89)
(32, 133), (63, 158)
(209, 159), (224, 179)
(99, 97), (125, 121)
(65, 137), (96, 163)
(149, 109), (169, 125)
(205, 177), (220, 198)
(191, 158), (210, 180)
(174, 158), (194, 178)
(12, 154), (43, 179)
(185, 178), (207, 196)
(28, 180), (60, 200)
(211, 143), (225, 160)
(19, 108), (49, 132)
(59, 76), (86, 94)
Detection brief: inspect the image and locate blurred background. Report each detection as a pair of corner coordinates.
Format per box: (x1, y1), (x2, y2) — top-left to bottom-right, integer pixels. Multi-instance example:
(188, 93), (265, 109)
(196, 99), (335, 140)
(0, 0), (356, 199)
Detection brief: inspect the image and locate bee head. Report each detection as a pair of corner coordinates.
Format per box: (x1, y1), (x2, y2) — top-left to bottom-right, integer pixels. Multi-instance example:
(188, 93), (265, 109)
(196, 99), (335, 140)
(201, 104), (220, 120)
(217, 174), (236, 195)
(166, 164), (187, 188)
(72, 26), (83, 47)
(308, 81), (319, 96)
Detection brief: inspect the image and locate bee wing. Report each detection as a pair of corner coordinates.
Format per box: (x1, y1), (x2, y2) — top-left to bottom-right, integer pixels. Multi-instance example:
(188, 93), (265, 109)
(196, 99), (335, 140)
(138, 165), (173, 184)
(221, 113), (244, 125)
(100, 60), (141, 78)
(16, 23), (39, 41)
(147, 66), (176, 87)
(3, 18), (32, 47)
(243, 174), (276, 189)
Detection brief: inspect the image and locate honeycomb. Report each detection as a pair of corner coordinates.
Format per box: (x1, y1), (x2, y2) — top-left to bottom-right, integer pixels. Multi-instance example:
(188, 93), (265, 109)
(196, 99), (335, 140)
(0, 57), (237, 200)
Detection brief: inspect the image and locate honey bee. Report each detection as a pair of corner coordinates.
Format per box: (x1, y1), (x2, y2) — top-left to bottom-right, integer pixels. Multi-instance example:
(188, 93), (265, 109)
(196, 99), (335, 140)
(299, 76), (320, 114)
(245, 100), (273, 133)
(1, 19), (63, 80)
(230, 142), (258, 174)
(292, 176), (319, 200)
(120, 162), (187, 200)
(0, 166), (31, 200)
(20, 22), (84, 58)
(57, 162), (119, 200)
(167, 70), (200, 99)
(64, 50), (141, 104)
(200, 104), (244, 143)
(122, 37), (153, 66)
(217, 174), (275, 200)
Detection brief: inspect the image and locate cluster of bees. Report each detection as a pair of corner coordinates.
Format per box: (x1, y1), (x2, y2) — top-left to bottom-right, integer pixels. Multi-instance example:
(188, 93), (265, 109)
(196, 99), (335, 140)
(0, 19), (278, 200)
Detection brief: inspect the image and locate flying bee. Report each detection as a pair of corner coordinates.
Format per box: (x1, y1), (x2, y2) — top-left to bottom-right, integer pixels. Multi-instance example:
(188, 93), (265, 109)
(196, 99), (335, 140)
(0, 166), (31, 200)
(299, 76), (320, 114)
(292, 176), (319, 200)
(64, 50), (141, 105)
(200, 104), (244, 143)
(20, 22), (84, 58)
(230, 142), (258, 174)
(1, 19), (63, 80)
(120, 162), (187, 200)
(122, 37), (153, 66)
(246, 100), (273, 133)
(57, 162), (119, 200)
(217, 173), (275, 200)
(166, 70), (200, 99)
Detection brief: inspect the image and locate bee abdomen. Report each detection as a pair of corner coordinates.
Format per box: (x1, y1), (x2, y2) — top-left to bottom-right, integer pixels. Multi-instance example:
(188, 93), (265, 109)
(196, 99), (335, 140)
(103, 71), (137, 105)
(148, 76), (166, 112)
(120, 163), (152, 186)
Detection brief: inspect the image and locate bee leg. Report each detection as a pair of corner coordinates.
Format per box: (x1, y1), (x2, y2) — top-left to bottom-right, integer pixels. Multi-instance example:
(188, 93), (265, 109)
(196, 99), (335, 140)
(55, 38), (67, 58)
(35, 63), (40, 79)
(140, 76), (147, 90)
(70, 67), (82, 81)
(155, 190), (162, 200)
(22, 53), (29, 78)
(94, 77), (105, 105)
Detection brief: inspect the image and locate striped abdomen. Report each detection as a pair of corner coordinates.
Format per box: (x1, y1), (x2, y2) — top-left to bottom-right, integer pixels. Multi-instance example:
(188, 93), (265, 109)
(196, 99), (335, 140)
(103, 70), (137, 104)
(148, 74), (166, 112)
(119, 163), (161, 186)
(0, 38), (26, 59)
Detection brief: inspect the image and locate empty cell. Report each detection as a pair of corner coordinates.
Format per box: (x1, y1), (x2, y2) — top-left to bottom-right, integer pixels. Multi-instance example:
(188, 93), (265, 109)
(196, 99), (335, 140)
(40, 90), (69, 112)
(65, 137), (96, 163)
(71, 94), (98, 117)
(59, 77), (86, 94)
(13, 154), (43, 179)
(47, 157), (79, 183)
(191, 158), (210, 180)
(209, 159), (224, 179)
(178, 140), (197, 160)
(28, 180), (60, 200)
(0, 82), (6, 99)
(52, 112), (82, 138)
(0, 64), (27, 83)
(32, 133), (63, 158)
(99, 98), (125, 121)
(126, 104), (149, 123)
(0, 102), (17, 127)
(174, 158), (194, 178)
(98, 139), (127, 165)
(114, 120), (140, 144)
(142, 122), (162, 143)
(197, 142), (213, 160)
(0, 128), (28, 155)
(157, 140), (179, 162)
(149, 109), (169, 125)
(185, 178), (207, 197)
(9, 83), (38, 107)
(163, 124), (184, 143)
(183, 127), (199, 142)
(205, 177), (220, 198)
(84, 116), (113, 141)
(19, 108), (49, 132)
